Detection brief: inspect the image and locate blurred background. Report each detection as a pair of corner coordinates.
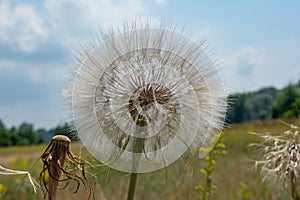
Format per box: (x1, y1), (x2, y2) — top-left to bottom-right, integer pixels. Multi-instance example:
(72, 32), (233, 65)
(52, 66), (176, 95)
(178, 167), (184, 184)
(0, 0), (299, 130)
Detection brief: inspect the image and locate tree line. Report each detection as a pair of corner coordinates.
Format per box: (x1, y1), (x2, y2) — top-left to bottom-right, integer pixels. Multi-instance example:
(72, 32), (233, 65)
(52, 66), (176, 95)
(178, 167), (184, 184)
(0, 121), (77, 147)
(0, 80), (299, 147)
(226, 80), (300, 124)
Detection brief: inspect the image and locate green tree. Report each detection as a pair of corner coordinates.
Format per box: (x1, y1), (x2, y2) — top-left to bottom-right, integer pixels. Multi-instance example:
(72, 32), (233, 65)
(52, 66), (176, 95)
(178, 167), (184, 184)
(226, 87), (277, 123)
(9, 126), (20, 145)
(0, 119), (5, 130)
(244, 91), (275, 121)
(37, 128), (53, 143)
(272, 84), (300, 119)
(17, 122), (40, 145)
(226, 93), (246, 123)
(0, 120), (11, 146)
(283, 98), (300, 118)
(0, 120), (19, 146)
(52, 123), (78, 141)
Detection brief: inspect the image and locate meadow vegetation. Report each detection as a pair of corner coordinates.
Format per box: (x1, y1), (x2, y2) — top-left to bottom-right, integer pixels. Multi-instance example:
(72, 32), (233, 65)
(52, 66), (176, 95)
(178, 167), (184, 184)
(1, 118), (299, 200)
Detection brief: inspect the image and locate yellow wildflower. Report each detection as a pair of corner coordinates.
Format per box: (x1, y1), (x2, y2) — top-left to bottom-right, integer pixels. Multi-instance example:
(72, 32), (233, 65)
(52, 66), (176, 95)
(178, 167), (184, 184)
(0, 183), (4, 193)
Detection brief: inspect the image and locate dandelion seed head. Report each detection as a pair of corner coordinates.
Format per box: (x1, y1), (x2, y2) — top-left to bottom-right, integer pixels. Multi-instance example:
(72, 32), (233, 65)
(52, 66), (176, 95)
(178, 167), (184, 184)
(67, 22), (227, 173)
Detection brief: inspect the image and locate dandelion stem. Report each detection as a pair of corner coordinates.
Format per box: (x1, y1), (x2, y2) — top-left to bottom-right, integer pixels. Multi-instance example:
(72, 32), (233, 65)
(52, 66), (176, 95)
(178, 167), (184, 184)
(127, 173), (138, 200)
(127, 137), (143, 200)
(48, 153), (66, 200)
(291, 171), (299, 200)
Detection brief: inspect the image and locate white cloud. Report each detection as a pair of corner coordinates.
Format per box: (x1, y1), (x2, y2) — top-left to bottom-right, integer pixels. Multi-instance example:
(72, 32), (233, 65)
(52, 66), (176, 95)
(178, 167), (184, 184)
(223, 47), (265, 92)
(224, 45), (300, 93)
(0, 59), (68, 84)
(0, 59), (17, 71)
(0, 1), (48, 52)
(27, 65), (68, 84)
(153, 0), (167, 6)
(43, 0), (157, 47)
(229, 47), (263, 70)
(195, 22), (212, 41)
(1, 0), (158, 52)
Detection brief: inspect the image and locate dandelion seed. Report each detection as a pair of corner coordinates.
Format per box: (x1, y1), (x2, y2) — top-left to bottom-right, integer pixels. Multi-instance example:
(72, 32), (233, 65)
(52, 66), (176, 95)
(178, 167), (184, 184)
(66, 22), (227, 173)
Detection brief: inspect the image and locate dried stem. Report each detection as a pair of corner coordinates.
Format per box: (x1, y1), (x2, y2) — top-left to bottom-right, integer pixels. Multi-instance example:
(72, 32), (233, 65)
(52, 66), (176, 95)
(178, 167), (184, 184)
(47, 135), (70, 200)
(291, 171), (299, 200)
(0, 165), (39, 193)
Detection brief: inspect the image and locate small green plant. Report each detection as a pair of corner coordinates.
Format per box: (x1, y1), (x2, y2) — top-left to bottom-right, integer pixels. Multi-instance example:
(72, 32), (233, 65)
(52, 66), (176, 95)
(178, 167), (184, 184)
(195, 132), (227, 200)
(239, 182), (249, 200)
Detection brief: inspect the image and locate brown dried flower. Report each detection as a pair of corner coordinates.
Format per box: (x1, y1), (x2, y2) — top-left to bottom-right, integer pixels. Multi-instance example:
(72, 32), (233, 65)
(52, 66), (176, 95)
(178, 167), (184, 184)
(40, 135), (93, 200)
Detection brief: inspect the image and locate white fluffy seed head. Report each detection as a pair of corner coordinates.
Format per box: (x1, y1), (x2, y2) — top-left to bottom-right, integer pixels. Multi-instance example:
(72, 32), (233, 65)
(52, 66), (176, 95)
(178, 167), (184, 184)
(65, 22), (227, 173)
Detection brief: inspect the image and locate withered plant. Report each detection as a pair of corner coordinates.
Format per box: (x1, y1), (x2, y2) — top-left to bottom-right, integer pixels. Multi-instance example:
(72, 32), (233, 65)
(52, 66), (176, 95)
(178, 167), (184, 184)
(0, 165), (39, 193)
(40, 135), (93, 200)
(252, 121), (300, 200)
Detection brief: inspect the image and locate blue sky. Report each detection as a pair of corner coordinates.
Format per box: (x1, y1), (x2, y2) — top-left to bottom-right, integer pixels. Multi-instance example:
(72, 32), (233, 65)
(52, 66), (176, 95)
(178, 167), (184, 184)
(0, 0), (299, 129)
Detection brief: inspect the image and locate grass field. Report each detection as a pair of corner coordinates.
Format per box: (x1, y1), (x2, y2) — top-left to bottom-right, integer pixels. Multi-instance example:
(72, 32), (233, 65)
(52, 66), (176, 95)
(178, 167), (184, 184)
(0, 119), (299, 200)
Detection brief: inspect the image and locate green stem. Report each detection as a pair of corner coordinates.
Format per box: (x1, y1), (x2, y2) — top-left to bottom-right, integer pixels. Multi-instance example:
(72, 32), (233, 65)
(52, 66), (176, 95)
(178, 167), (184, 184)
(127, 134), (143, 200)
(127, 173), (138, 200)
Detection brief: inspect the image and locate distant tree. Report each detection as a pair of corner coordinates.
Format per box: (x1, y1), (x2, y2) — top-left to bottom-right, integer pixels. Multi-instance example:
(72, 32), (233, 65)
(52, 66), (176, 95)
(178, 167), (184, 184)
(226, 93), (246, 123)
(37, 128), (53, 143)
(9, 126), (19, 145)
(17, 122), (40, 145)
(244, 88), (277, 121)
(226, 87), (277, 124)
(272, 84), (300, 119)
(0, 121), (19, 146)
(0, 119), (5, 130)
(0, 120), (79, 146)
(0, 121), (11, 146)
(53, 123), (78, 141)
(282, 98), (300, 118)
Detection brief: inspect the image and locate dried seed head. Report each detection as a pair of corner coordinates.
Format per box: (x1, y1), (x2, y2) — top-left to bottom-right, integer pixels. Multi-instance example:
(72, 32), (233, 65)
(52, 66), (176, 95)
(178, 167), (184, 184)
(66, 22), (227, 173)
(52, 135), (71, 143)
(253, 124), (300, 188)
(40, 135), (93, 199)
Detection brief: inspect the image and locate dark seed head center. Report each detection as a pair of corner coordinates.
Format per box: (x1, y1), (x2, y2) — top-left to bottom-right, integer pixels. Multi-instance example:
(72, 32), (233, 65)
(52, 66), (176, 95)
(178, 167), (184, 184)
(128, 84), (171, 127)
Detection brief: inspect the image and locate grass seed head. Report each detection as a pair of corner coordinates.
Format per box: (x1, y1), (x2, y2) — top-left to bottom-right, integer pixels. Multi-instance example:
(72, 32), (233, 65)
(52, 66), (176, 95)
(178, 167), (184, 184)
(253, 122), (300, 198)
